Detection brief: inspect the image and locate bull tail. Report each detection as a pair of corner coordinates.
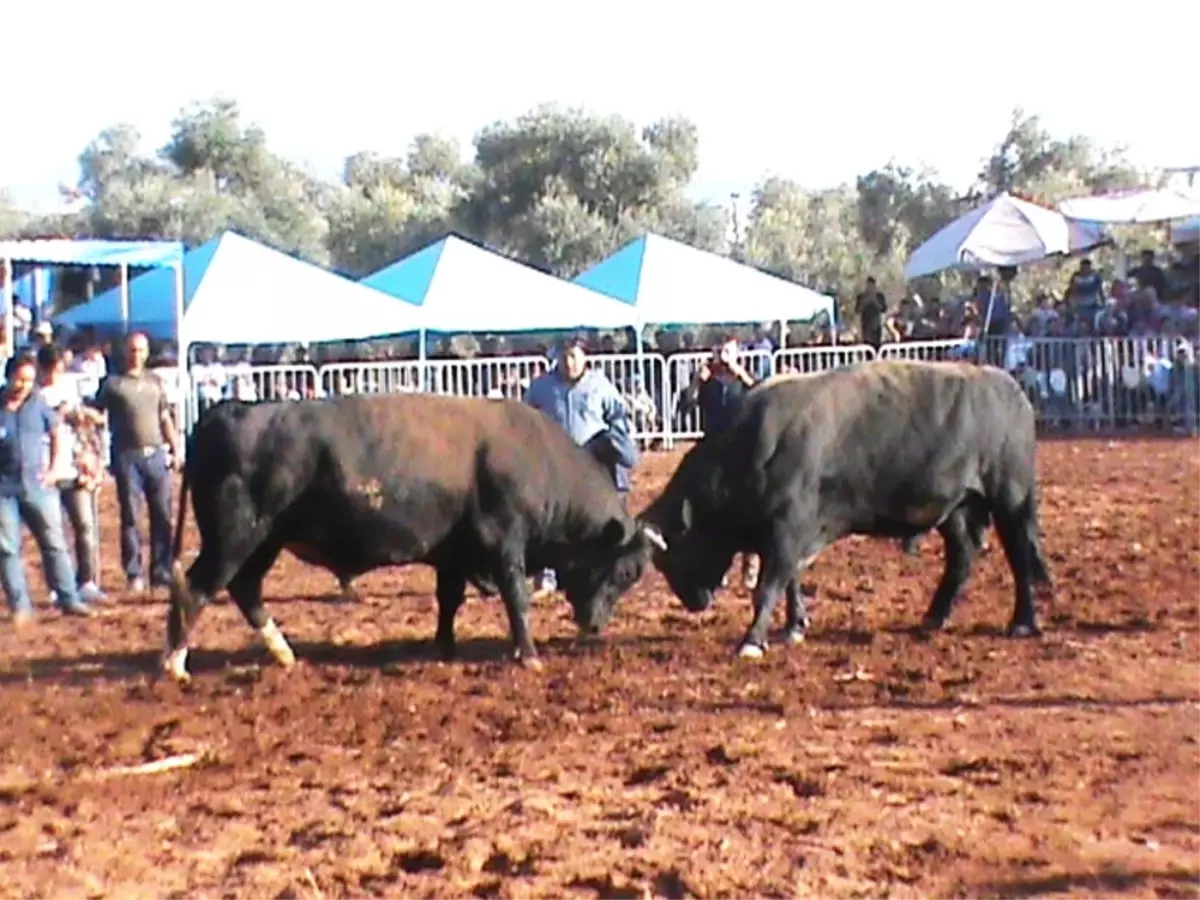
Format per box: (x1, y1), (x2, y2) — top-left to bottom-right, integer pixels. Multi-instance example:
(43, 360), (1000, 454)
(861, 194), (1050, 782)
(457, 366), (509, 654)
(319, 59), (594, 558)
(1019, 489), (1053, 589)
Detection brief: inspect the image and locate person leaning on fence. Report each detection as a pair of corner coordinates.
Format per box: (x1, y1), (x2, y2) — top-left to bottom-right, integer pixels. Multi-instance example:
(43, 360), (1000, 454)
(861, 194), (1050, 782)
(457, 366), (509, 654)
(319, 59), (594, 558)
(0, 354), (95, 626)
(35, 345), (107, 605)
(522, 337), (639, 597)
(85, 332), (182, 595)
(678, 338), (762, 590)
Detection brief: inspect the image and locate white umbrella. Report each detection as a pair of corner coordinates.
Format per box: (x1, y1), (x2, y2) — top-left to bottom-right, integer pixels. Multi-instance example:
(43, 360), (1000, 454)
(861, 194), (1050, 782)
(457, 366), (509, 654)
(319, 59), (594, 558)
(1058, 188), (1200, 224)
(905, 192), (1108, 280)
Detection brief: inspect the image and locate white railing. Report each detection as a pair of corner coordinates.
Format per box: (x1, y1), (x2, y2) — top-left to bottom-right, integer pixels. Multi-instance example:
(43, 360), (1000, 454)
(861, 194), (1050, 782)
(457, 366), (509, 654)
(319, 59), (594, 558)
(153, 336), (1199, 442)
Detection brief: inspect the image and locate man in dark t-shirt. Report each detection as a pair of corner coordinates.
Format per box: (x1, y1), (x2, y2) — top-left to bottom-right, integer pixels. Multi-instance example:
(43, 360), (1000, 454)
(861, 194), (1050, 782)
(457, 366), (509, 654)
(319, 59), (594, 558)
(88, 332), (182, 594)
(856, 277), (887, 349)
(1129, 249), (1167, 300)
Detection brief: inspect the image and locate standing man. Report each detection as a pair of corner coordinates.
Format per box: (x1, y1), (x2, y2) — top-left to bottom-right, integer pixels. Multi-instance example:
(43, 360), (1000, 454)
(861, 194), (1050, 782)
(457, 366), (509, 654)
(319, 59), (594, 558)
(523, 338), (639, 596)
(0, 354), (95, 624)
(87, 332), (182, 594)
(36, 344), (107, 604)
(680, 338), (761, 589)
(855, 277), (888, 350)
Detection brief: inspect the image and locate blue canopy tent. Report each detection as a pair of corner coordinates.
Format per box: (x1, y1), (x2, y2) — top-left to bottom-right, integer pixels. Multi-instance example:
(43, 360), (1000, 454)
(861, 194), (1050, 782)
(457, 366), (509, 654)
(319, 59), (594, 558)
(360, 234), (638, 355)
(56, 231), (425, 348)
(572, 233), (836, 342)
(1, 238), (184, 357)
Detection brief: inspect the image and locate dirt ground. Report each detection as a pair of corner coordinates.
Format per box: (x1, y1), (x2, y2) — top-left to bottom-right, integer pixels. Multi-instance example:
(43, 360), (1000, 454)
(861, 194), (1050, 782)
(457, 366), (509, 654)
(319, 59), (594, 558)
(0, 437), (1196, 900)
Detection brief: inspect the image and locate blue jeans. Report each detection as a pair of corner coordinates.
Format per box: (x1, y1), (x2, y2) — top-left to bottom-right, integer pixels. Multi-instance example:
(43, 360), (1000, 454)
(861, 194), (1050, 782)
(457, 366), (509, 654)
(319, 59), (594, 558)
(113, 446), (173, 583)
(0, 487), (82, 613)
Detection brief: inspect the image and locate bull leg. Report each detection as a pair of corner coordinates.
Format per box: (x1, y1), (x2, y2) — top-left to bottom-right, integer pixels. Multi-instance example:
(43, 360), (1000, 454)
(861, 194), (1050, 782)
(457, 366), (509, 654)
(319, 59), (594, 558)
(738, 534), (822, 659)
(434, 571), (468, 661)
(919, 505), (981, 632)
(164, 536), (275, 683)
(964, 504), (992, 554)
(164, 548), (229, 683)
(226, 542), (292, 668)
(493, 558), (542, 671)
(337, 575), (362, 603)
(781, 578), (813, 645)
(991, 492), (1050, 638)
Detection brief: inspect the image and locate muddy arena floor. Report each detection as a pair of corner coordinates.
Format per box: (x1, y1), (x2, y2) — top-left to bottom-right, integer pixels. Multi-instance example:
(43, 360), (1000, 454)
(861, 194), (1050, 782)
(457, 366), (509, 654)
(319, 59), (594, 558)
(0, 438), (1196, 900)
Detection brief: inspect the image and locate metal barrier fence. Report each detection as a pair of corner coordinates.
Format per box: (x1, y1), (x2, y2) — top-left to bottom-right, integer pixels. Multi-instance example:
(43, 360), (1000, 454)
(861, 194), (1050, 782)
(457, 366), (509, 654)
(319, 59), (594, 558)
(172, 336), (1200, 440)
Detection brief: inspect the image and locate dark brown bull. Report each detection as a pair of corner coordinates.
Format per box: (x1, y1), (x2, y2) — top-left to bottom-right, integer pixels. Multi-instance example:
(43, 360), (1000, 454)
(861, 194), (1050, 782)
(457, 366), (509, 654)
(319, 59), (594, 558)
(163, 393), (661, 682)
(639, 360), (1052, 658)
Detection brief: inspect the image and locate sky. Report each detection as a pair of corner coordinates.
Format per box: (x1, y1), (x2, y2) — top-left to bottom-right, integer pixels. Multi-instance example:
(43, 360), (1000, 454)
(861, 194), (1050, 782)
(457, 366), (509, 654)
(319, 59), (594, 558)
(3, 0), (1196, 215)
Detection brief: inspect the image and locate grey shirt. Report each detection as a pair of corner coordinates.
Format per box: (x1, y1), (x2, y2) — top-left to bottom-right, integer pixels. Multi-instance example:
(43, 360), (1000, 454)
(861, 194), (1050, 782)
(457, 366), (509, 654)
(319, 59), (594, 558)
(89, 371), (170, 453)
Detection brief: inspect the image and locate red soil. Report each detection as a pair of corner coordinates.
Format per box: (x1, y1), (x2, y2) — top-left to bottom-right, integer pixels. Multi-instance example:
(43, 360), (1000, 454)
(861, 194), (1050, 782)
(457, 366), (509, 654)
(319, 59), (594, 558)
(0, 437), (1196, 899)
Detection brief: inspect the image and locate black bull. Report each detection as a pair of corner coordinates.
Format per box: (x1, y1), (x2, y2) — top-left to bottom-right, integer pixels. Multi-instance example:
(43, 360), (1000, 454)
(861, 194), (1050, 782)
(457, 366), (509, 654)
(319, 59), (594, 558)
(162, 394), (664, 683)
(638, 360), (1053, 658)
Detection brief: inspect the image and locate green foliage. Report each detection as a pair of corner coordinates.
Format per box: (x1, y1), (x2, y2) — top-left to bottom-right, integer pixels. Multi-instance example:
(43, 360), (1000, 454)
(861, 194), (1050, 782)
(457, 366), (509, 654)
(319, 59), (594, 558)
(6, 100), (1158, 313)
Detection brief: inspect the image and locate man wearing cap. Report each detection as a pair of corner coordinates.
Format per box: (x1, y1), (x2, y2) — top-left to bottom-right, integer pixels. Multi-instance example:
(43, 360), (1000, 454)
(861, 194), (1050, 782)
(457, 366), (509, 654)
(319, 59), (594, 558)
(523, 338), (639, 596)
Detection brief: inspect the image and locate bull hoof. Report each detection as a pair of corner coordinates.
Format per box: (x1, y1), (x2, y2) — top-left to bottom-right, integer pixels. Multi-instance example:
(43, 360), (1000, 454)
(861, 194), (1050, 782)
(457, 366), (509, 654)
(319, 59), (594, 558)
(918, 614), (948, 634)
(259, 620), (296, 668)
(737, 643), (766, 660)
(162, 647), (191, 684)
(1006, 622), (1042, 638)
(782, 628), (806, 646)
(518, 655), (544, 672)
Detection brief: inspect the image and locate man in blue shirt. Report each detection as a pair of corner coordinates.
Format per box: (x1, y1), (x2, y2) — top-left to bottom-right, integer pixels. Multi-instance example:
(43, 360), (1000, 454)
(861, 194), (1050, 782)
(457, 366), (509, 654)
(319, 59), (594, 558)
(524, 338), (639, 595)
(0, 355), (94, 626)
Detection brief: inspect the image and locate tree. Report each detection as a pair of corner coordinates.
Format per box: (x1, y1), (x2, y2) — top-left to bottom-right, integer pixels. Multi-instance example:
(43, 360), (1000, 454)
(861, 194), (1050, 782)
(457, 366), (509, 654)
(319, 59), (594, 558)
(453, 105), (726, 275)
(0, 191), (28, 239)
(325, 135), (468, 277)
(64, 98), (330, 264)
(1, 99), (1160, 316)
(972, 108), (1154, 294)
(855, 163), (958, 261)
(976, 108), (1145, 205)
(742, 178), (875, 319)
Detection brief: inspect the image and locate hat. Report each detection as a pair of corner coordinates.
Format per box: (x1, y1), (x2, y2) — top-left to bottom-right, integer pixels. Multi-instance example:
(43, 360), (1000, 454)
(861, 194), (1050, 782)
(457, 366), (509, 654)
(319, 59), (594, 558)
(33, 321), (52, 337)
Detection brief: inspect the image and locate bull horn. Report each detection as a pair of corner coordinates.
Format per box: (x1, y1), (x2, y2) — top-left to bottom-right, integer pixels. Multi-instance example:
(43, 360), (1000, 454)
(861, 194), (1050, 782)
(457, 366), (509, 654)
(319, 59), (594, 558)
(642, 525), (668, 552)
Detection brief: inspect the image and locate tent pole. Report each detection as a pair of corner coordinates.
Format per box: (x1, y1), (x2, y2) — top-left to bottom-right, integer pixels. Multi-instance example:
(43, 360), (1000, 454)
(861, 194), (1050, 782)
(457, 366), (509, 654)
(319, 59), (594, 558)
(418, 328), (428, 392)
(119, 264), (130, 335)
(172, 260), (188, 452)
(978, 279), (999, 365)
(2, 257), (11, 360)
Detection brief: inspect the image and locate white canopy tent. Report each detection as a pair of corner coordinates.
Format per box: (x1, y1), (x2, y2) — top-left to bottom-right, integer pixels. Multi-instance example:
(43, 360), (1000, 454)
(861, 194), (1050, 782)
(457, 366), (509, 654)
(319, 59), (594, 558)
(361, 235), (638, 335)
(57, 231), (425, 345)
(574, 233), (836, 336)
